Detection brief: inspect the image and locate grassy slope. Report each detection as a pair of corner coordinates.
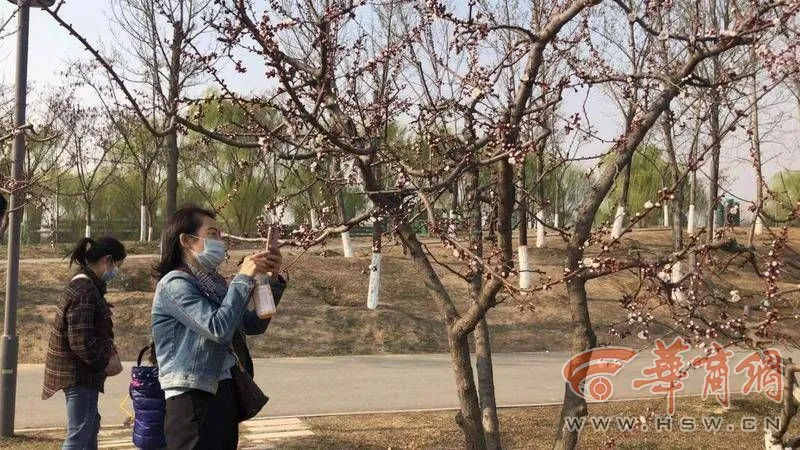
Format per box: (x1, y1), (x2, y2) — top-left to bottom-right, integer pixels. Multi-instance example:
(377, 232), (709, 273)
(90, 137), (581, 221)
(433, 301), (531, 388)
(0, 228), (797, 363)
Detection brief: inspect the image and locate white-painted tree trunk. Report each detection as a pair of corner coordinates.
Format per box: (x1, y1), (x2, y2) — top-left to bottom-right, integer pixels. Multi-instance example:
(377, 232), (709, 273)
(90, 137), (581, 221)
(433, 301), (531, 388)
(611, 206), (626, 238)
(140, 205), (147, 242)
(663, 203), (670, 228)
(148, 227), (153, 242)
(554, 213), (560, 229)
(341, 231), (354, 257)
(518, 246), (530, 290)
(85, 225), (91, 238)
(687, 204), (696, 235)
(309, 208), (320, 229)
(535, 210), (546, 248)
(367, 252), (381, 310)
(671, 261), (686, 305)
(448, 209), (457, 236)
(755, 216), (764, 235)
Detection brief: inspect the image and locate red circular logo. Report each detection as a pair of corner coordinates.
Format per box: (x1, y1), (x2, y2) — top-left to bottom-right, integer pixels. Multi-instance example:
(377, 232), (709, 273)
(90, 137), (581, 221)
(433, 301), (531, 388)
(588, 377), (613, 401)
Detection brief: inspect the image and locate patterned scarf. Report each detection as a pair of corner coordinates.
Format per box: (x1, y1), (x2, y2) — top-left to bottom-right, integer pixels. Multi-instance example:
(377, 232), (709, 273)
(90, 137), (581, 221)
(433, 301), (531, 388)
(186, 265), (228, 305)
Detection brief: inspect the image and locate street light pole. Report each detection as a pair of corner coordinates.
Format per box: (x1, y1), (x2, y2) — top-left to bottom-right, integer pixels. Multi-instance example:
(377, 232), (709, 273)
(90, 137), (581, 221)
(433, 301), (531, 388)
(0, 0), (54, 437)
(0, 0), (31, 436)
(0, 0), (30, 437)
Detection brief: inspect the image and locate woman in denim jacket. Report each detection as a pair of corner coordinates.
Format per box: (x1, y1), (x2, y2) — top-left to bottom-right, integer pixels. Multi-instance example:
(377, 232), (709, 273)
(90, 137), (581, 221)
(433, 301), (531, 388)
(151, 205), (283, 450)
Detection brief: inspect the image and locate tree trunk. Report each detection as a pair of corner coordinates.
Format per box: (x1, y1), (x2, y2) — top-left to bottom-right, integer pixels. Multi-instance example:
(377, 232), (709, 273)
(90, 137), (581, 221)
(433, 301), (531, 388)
(496, 159), (514, 273)
(688, 168), (696, 235)
(451, 333), (487, 450)
(487, 203), (497, 244)
(394, 218), (487, 449)
(536, 209), (546, 248)
(309, 191), (320, 229)
(332, 158), (354, 257)
(450, 180), (459, 236)
(517, 159), (530, 290)
(23, 207), (43, 245)
(611, 163), (632, 238)
(747, 52), (764, 248)
(367, 164), (382, 310)
(662, 117), (684, 251)
(147, 205), (155, 242)
(707, 45), (722, 242)
(54, 184), (59, 245)
(367, 219), (382, 309)
(536, 151), (546, 248)
(554, 185), (561, 229)
(165, 20), (184, 220)
(140, 171), (148, 242)
(85, 201), (92, 238)
(475, 318), (501, 450)
(707, 102), (721, 243)
(553, 276), (596, 450)
(467, 164), (501, 449)
(165, 125), (179, 220)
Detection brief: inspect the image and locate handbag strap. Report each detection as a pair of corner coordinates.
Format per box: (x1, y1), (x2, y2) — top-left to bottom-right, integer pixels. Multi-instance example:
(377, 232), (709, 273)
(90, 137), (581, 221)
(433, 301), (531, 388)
(229, 344), (245, 371)
(136, 344), (153, 366)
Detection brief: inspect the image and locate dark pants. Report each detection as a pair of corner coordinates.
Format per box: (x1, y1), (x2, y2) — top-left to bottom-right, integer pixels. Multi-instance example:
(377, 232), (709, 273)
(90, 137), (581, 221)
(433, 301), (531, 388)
(63, 386), (100, 450)
(165, 380), (238, 450)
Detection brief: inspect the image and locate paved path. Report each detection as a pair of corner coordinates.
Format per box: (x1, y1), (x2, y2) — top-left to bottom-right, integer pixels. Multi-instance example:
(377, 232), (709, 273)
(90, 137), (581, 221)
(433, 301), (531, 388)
(89, 417), (312, 449)
(16, 349), (800, 431)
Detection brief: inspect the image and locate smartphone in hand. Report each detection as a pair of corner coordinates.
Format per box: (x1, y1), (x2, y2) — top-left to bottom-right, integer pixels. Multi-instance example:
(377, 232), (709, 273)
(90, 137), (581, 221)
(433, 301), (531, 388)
(254, 225), (280, 319)
(266, 225), (280, 251)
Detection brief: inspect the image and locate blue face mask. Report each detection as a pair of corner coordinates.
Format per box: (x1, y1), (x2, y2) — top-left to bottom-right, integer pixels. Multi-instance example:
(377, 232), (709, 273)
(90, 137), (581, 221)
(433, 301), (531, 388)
(101, 260), (119, 282)
(189, 235), (226, 272)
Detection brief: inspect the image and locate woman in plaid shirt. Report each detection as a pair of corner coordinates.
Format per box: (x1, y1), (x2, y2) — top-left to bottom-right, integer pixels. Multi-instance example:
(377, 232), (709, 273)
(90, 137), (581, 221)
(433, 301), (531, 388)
(42, 237), (127, 450)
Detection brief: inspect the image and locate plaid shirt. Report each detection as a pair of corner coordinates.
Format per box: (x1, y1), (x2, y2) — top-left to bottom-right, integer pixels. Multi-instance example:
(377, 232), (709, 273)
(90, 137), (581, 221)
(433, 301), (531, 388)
(42, 268), (114, 399)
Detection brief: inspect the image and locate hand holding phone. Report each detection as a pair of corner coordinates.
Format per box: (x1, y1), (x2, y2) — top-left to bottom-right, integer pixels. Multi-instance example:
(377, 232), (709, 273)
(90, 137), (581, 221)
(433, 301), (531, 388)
(264, 225), (282, 276)
(253, 225), (281, 319)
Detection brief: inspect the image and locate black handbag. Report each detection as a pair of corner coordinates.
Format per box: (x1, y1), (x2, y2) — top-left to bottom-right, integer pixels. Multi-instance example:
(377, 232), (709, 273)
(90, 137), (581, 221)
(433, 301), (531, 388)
(229, 348), (269, 422)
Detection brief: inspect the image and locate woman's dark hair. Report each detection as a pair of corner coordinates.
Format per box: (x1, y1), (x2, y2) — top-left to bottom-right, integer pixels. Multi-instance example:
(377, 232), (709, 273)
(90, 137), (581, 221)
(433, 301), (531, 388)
(68, 237), (127, 268)
(153, 204), (216, 280)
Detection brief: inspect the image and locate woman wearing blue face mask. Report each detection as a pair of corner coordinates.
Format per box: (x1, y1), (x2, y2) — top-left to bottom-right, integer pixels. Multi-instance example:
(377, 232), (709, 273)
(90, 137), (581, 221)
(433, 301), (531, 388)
(43, 236), (127, 450)
(151, 205), (281, 450)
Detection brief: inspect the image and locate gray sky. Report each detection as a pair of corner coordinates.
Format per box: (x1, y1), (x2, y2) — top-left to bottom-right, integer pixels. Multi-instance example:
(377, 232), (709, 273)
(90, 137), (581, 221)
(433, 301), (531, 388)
(1, 1), (798, 215)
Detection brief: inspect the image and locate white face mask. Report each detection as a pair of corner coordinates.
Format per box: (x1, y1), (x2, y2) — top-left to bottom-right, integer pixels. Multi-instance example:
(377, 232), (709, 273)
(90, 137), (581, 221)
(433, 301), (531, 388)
(188, 235), (226, 271)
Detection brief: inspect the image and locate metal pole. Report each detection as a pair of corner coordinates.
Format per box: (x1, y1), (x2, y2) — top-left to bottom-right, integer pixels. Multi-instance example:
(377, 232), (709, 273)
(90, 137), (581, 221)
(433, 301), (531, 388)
(0, 1), (30, 437)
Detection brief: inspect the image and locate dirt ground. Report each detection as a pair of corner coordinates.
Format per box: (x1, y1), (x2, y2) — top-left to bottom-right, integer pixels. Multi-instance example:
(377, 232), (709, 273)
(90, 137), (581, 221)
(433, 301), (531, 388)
(281, 395), (800, 449)
(0, 227), (798, 363)
(4, 396), (798, 449)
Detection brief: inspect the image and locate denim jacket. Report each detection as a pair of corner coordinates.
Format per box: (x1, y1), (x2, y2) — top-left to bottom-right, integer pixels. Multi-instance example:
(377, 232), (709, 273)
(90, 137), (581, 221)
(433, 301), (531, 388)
(151, 270), (258, 394)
